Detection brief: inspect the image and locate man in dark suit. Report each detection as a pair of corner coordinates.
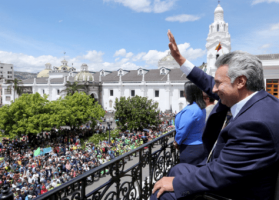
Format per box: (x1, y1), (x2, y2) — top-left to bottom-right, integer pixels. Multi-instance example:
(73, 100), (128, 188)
(151, 30), (279, 200)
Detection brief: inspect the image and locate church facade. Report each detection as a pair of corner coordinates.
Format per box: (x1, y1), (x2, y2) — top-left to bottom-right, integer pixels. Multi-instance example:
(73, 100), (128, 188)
(1, 4), (279, 110)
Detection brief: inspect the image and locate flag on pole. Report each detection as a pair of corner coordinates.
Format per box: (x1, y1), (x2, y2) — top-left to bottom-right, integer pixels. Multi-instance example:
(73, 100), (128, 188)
(215, 42), (222, 52)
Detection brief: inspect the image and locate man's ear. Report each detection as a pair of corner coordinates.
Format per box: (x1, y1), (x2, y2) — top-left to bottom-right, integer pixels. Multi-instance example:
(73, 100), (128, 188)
(237, 76), (247, 89)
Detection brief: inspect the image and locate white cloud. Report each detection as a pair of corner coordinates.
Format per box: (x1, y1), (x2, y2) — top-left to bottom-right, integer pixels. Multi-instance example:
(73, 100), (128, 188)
(233, 24), (279, 55)
(78, 50), (104, 63)
(103, 0), (176, 13)
(0, 42), (204, 74)
(114, 48), (126, 57)
(142, 50), (169, 66)
(271, 23), (279, 30)
(132, 52), (147, 61)
(260, 44), (271, 49)
(140, 43), (205, 67)
(120, 58), (129, 63)
(252, 0), (279, 5)
(126, 52), (134, 58)
(58, 20), (63, 23)
(153, 0), (177, 13)
(166, 14), (201, 23)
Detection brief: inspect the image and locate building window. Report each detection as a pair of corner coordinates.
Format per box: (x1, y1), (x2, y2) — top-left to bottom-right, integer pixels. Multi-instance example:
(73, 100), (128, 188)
(217, 24), (219, 32)
(266, 79), (279, 98)
(42, 90), (45, 94)
(7, 71), (12, 74)
(8, 76), (12, 78)
(139, 70), (142, 75)
(109, 100), (113, 108)
(4, 89), (11, 95)
(11, 67), (13, 69)
(57, 90), (60, 95)
(110, 90), (113, 96)
(180, 91), (184, 98)
(155, 90), (159, 97)
(131, 90), (135, 97)
(6, 96), (10, 101)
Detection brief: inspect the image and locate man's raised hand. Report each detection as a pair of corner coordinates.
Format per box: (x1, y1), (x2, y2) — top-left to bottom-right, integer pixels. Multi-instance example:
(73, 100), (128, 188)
(167, 30), (186, 66)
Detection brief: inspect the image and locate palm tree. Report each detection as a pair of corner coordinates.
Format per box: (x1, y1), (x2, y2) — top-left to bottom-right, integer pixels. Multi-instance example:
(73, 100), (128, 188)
(7, 78), (23, 101)
(61, 81), (87, 95)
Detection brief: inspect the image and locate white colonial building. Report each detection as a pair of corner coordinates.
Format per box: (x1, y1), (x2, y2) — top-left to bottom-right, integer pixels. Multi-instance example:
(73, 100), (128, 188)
(1, 3), (279, 109)
(101, 57), (187, 113)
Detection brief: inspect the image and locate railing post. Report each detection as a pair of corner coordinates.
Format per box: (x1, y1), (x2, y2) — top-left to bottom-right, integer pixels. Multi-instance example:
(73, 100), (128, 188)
(139, 149), (143, 200)
(163, 138), (166, 176)
(148, 145), (153, 198)
(51, 194), (57, 200)
(116, 160), (121, 200)
(81, 178), (86, 200)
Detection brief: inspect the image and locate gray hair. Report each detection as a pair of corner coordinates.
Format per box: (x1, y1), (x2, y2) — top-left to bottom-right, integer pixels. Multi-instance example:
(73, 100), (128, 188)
(215, 51), (265, 91)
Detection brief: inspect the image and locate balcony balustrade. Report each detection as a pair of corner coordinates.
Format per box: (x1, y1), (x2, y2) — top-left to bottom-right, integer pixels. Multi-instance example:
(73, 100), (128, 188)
(34, 130), (178, 200)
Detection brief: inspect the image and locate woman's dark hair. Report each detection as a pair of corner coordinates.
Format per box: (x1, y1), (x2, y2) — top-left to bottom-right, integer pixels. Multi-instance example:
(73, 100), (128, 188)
(184, 81), (206, 109)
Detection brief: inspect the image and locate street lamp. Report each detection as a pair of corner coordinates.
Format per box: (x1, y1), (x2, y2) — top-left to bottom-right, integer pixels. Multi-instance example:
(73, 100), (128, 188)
(107, 117), (113, 144)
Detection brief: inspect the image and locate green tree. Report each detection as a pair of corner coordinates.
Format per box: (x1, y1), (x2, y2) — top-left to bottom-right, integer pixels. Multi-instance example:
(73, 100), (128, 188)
(0, 93), (52, 138)
(49, 92), (105, 130)
(61, 81), (87, 95)
(114, 95), (160, 131)
(7, 78), (23, 100)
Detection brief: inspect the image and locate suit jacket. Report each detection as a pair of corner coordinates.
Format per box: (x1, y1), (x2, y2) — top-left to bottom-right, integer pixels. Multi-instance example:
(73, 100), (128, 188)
(173, 67), (279, 200)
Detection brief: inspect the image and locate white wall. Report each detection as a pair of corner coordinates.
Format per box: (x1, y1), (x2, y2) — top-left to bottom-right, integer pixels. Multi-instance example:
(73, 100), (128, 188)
(102, 82), (186, 113)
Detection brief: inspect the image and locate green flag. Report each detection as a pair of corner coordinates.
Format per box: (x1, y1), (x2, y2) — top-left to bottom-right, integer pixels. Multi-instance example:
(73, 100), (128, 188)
(34, 147), (40, 157)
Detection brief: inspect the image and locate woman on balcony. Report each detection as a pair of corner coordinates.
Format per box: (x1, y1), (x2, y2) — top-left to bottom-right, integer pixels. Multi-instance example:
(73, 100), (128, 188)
(173, 81), (206, 165)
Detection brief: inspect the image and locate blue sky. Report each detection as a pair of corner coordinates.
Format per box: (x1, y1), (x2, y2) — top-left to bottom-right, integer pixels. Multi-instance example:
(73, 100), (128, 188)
(0, 0), (278, 73)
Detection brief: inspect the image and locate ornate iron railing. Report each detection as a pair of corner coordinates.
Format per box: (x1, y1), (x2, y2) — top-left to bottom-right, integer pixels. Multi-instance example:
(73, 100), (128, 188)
(34, 129), (178, 200)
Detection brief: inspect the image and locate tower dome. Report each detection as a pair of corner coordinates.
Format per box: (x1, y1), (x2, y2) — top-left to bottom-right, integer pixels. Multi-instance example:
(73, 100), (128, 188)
(74, 64), (94, 82)
(58, 59), (71, 71)
(158, 52), (180, 69)
(214, 4), (224, 13)
(214, 4), (224, 22)
(37, 63), (52, 78)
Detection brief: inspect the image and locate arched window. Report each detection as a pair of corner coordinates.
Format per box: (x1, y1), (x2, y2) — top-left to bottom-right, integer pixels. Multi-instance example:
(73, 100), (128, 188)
(216, 54), (220, 60)
(139, 70), (142, 75)
(217, 24), (219, 32)
(109, 100), (113, 108)
(42, 89), (45, 94)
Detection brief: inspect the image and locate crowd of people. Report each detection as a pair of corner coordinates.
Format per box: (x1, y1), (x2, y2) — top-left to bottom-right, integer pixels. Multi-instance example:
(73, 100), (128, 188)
(0, 122), (174, 200)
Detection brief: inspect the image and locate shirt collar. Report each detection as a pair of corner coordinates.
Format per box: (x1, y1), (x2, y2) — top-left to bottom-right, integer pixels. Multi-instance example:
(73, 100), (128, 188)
(230, 91), (258, 119)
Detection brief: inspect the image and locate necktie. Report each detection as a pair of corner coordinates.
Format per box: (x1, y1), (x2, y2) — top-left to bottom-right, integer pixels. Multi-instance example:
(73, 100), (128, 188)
(206, 113), (231, 163)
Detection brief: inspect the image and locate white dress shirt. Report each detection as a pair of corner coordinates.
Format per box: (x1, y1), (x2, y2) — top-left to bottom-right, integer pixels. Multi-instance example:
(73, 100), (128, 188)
(230, 92), (258, 119)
